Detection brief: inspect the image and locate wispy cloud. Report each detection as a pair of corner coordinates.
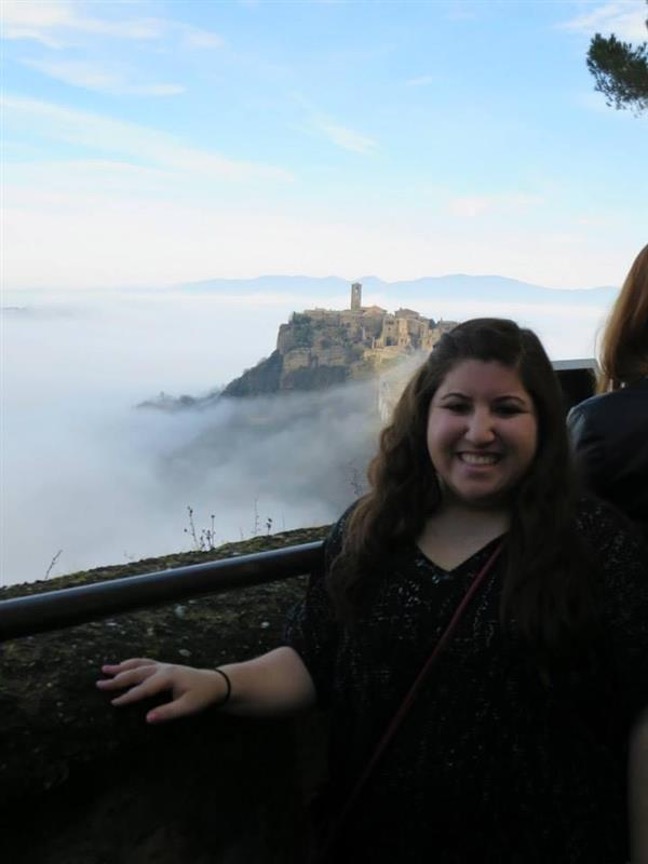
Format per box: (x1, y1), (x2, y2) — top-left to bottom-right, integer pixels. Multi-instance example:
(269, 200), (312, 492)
(559, 2), (647, 41)
(1, 1), (223, 49)
(1, 1), (162, 45)
(180, 26), (224, 49)
(311, 115), (378, 154)
(405, 75), (435, 88)
(292, 91), (378, 155)
(447, 193), (543, 219)
(21, 59), (184, 97)
(445, 3), (478, 23)
(448, 196), (492, 218)
(3, 95), (293, 183)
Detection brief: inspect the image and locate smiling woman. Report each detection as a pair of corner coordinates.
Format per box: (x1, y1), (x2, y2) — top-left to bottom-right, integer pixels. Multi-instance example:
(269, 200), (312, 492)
(98, 318), (648, 863)
(330, 318), (581, 646)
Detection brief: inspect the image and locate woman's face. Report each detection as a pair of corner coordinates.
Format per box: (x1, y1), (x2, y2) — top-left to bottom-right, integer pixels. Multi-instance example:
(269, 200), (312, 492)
(426, 359), (538, 509)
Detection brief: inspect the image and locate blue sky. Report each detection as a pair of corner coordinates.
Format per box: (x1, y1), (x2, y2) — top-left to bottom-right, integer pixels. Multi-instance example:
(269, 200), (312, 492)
(2, 0), (647, 291)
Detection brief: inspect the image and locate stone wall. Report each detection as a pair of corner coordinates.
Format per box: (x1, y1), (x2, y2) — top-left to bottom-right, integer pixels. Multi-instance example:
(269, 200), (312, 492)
(0, 529), (330, 864)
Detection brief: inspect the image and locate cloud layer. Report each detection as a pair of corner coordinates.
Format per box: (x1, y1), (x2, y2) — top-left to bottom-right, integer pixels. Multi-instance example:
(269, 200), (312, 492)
(1, 283), (612, 586)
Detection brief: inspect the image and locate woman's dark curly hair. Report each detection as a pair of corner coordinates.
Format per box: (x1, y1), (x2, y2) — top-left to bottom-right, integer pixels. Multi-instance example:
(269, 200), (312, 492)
(328, 318), (597, 658)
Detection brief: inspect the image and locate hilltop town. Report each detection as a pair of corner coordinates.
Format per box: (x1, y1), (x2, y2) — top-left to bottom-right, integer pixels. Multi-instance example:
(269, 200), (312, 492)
(223, 282), (456, 397)
(138, 284), (456, 411)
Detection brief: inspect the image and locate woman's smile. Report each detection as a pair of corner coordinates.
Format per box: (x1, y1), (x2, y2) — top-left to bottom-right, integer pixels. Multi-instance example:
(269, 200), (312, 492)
(456, 452), (502, 466)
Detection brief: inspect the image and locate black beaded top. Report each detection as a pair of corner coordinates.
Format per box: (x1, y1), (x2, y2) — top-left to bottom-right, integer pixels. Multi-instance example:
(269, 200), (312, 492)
(284, 499), (648, 863)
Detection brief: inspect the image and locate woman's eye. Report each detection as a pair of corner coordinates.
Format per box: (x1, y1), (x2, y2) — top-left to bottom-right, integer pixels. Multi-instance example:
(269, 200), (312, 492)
(494, 405), (522, 416)
(445, 403), (470, 414)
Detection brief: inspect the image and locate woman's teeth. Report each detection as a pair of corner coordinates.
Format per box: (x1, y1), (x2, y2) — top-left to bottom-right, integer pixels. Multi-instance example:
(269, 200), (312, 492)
(459, 453), (500, 465)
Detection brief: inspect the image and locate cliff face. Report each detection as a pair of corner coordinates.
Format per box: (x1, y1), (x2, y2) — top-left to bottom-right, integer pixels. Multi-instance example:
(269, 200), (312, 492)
(223, 300), (455, 398)
(136, 286), (456, 409)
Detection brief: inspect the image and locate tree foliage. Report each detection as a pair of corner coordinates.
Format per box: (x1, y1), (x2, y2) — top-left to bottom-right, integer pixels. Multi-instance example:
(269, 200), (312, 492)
(586, 2), (648, 114)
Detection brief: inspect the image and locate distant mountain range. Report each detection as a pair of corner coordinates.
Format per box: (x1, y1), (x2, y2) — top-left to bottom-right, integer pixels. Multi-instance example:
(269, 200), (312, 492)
(175, 273), (617, 308)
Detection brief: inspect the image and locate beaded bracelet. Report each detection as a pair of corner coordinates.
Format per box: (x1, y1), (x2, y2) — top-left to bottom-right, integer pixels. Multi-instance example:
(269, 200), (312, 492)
(213, 668), (232, 707)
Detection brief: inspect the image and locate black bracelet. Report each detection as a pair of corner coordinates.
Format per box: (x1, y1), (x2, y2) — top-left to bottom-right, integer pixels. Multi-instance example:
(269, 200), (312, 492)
(213, 667), (232, 707)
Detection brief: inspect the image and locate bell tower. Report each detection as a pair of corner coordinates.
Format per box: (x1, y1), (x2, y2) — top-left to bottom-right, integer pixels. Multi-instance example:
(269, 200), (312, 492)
(351, 282), (362, 311)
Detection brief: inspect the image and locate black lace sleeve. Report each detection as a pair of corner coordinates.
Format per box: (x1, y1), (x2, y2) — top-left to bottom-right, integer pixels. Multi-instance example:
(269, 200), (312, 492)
(282, 510), (349, 707)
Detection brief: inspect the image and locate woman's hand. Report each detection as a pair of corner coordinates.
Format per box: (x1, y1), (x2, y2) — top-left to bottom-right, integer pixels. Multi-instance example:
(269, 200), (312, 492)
(96, 658), (227, 724)
(97, 648), (316, 721)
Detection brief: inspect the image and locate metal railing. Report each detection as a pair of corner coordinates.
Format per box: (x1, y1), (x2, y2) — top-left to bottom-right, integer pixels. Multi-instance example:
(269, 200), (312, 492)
(0, 364), (597, 643)
(0, 541), (324, 642)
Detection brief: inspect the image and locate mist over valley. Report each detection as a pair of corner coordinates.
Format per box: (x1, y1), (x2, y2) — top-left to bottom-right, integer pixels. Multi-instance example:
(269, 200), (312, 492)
(2, 275), (613, 586)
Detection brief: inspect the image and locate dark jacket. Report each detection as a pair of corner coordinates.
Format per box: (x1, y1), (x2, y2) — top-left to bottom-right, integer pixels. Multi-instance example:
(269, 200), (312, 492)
(567, 378), (648, 538)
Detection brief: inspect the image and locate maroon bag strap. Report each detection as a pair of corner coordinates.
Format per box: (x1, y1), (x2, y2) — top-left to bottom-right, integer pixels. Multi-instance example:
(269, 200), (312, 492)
(319, 538), (505, 858)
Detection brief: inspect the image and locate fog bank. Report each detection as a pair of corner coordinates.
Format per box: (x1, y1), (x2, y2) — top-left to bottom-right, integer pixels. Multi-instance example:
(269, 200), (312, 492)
(1, 286), (609, 586)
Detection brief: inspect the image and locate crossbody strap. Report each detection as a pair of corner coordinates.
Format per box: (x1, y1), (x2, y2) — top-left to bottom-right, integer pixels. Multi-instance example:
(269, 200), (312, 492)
(318, 538), (505, 859)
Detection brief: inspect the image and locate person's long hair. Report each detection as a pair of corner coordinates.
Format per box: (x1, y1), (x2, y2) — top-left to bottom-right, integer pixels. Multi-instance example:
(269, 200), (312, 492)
(597, 243), (648, 393)
(328, 318), (597, 660)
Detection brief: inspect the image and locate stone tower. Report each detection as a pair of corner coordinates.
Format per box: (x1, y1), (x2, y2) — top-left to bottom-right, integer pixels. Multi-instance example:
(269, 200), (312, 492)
(351, 282), (362, 311)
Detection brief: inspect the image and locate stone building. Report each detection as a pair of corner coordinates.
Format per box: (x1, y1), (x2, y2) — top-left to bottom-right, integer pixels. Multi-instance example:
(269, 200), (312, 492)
(299, 282), (450, 357)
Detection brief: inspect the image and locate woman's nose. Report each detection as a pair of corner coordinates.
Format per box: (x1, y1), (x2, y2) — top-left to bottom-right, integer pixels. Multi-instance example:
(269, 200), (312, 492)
(465, 409), (496, 443)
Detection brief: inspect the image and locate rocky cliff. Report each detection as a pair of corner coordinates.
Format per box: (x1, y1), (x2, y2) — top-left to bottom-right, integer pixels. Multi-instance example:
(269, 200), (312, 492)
(138, 287), (456, 410)
(222, 297), (456, 399)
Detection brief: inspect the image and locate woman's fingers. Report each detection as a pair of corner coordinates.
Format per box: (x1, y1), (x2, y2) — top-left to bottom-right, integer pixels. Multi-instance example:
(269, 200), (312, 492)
(96, 661), (167, 694)
(106, 671), (170, 706)
(100, 657), (157, 676)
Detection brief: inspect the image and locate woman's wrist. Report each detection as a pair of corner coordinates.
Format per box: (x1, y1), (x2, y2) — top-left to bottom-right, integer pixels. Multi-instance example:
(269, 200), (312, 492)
(213, 667), (232, 707)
